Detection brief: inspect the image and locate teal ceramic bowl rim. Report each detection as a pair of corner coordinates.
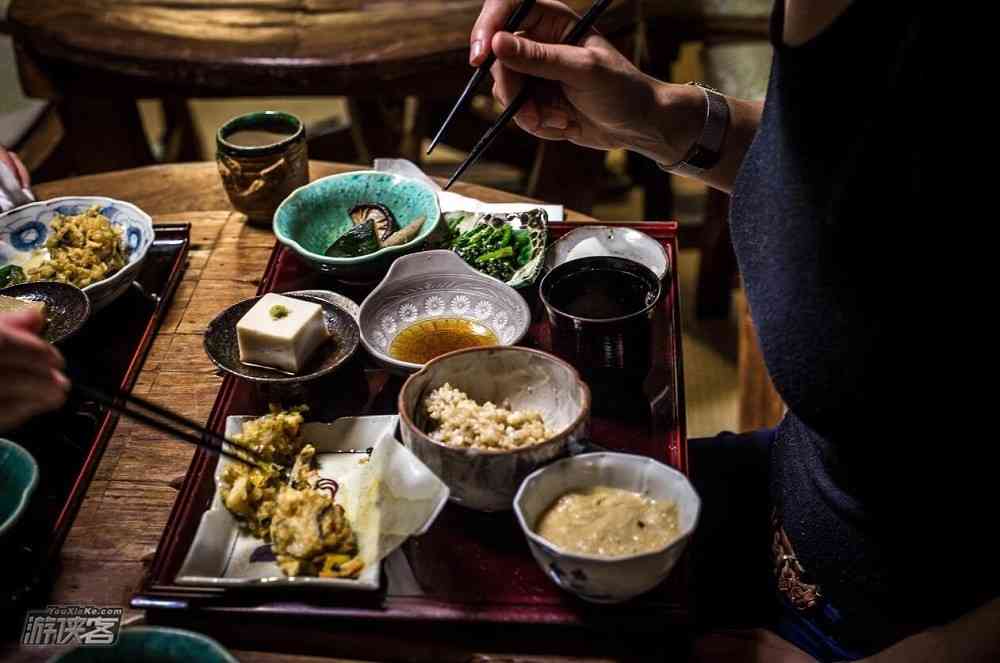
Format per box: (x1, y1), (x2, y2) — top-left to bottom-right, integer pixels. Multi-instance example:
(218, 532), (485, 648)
(273, 170), (442, 266)
(47, 626), (239, 662)
(0, 438), (39, 538)
(216, 111), (304, 157)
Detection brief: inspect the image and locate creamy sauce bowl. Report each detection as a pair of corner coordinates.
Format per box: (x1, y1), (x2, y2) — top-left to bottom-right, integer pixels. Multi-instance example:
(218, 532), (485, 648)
(514, 452), (700, 603)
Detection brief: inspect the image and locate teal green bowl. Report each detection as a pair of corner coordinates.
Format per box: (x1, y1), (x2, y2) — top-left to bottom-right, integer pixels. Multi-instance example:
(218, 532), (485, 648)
(0, 438), (38, 538)
(274, 170), (441, 281)
(49, 627), (238, 663)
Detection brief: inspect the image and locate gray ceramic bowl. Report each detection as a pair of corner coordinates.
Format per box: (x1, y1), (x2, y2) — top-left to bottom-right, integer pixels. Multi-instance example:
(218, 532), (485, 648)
(514, 452), (700, 603)
(359, 250), (531, 374)
(203, 294), (360, 385)
(398, 346), (591, 512)
(545, 225), (670, 280)
(1, 281), (91, 344)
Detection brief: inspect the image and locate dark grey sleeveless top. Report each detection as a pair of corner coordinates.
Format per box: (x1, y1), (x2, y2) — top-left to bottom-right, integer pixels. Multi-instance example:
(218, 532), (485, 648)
(731, 1), (994, 650)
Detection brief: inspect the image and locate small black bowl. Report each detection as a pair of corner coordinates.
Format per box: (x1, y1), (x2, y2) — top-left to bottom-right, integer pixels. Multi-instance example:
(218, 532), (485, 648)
(0, 281), (91, 344)
(203, 294), (360, 386)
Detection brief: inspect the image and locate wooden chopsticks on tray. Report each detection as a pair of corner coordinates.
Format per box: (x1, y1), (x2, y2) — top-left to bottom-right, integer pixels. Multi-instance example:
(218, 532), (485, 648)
(438, 0), (613, 190)
(72, 382), (282, 474)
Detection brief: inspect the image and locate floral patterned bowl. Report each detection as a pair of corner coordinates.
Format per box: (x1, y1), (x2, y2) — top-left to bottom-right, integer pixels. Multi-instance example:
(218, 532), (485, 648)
(0, 196), (155, 312)
(358, 250), (531, 373)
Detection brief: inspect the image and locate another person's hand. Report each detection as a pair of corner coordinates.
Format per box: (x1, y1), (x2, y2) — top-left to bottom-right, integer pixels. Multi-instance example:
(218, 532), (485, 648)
(0, 310), (70, 432)
(0, 146), (31, 189)
(470, 0), (704, 165)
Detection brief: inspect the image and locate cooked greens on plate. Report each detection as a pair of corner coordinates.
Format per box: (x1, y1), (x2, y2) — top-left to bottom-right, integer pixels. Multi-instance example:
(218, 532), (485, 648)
(437, 209), (548, 288)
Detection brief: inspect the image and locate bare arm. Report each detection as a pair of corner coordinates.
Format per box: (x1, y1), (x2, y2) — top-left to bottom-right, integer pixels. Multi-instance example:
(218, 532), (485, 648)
(470, 0), (762, 193)
(860, 599), (1000, 663)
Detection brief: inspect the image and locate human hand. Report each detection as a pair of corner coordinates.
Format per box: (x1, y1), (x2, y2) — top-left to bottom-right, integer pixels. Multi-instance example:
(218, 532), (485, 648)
(692, 629), (819, 663)
(470, 0), (704, 164)
(0, 146), (31, 189)
(0, 310), (70, 432)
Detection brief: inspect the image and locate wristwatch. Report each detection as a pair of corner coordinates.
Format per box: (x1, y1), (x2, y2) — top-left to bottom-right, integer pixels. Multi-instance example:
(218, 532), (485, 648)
(660, 82), (730, 176)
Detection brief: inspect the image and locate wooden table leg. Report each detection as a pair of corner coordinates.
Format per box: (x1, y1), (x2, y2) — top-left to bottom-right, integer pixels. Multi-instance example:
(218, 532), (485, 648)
(696, 188), (738, 319)
(56, 97), (155, 175)
(737, 292), (784, 431)
(160, 97), (203, 163)
(526, 140), (603, 214)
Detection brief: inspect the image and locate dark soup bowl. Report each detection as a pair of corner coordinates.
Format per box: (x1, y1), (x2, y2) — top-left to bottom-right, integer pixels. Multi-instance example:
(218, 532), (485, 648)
(539, 256), (661, 382)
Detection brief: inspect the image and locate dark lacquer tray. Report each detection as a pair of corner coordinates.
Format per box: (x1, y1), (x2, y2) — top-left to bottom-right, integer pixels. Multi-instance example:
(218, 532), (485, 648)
(133, 222), (688, 661)
(1, 224), (190, 621)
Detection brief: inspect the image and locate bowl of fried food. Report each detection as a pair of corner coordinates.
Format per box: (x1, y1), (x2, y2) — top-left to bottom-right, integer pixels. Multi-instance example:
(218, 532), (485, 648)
(398, 346), (591, 512)
(0, 197), (155, 312)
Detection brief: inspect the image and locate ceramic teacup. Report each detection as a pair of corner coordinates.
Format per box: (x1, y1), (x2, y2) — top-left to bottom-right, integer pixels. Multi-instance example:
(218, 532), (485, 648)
(217, 111), (308, 227)
(539, 256), (661, 384)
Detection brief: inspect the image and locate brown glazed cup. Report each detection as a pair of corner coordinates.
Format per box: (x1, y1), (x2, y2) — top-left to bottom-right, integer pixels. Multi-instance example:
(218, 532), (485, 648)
(539, 256), (661, 383)
(216, 111), (309, 227)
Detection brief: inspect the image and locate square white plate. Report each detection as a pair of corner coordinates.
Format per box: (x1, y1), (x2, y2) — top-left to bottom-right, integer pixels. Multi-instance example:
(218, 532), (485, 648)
(176, 414), (421, 590)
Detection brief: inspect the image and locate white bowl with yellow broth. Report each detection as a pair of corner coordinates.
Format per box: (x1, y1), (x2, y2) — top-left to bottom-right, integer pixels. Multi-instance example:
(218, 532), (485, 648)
(0, 196), (155, 312)
(359, 250), (531, 373)
(513, 452), (700, 603)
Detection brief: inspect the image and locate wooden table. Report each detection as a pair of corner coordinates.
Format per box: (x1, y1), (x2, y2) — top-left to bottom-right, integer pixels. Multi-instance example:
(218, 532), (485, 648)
(1, 161), (597, 663)
(6, 0), (641, 212)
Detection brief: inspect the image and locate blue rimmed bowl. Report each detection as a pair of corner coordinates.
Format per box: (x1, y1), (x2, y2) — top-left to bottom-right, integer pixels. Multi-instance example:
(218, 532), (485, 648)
(1, 438), (39, 539)
(0, 196), (155, 312)
(514, 452), (700, 603)
(274, 171), (441, 282)
(48, 626), (238, 662)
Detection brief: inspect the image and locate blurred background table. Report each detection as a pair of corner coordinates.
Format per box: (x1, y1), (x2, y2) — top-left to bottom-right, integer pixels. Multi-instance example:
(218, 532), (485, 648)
(5, 0), (642, 213)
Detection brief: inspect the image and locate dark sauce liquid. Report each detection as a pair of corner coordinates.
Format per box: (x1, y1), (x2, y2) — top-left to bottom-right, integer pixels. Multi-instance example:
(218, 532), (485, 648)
(548, 268), (653, 319)
(226, 128), (295, 147)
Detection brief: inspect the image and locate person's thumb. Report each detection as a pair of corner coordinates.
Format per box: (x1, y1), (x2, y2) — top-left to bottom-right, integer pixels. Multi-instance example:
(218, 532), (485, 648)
(492, 32), (596, 85)
(0, 308), (44, 334)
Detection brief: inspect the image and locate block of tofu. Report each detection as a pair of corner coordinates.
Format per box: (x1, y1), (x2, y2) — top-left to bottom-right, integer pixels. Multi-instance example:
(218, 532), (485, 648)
(236, 293), (330, 374)
(0, 294), (47, 319)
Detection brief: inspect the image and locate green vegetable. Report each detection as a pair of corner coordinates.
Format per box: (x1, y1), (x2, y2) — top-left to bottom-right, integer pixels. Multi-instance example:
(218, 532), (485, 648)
(325, 220), (380, 258)
(0, 265), (27, 289)
(478, 246), (514, 263)
(440, 209), (548, 287)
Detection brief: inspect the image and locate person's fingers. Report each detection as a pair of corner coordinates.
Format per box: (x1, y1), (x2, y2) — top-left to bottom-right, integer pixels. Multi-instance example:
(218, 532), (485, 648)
(471, 0), (519, 65)
(492, 31), (600, 87)
(0, 148), (18, 182)
(2, 308), (45, 334)
(514, 116), (582, 142)
(471, 0), (580, 66)
(0, 369), (69, 430)
(490, 61), (542, 127)
(0, 318), (65, 370)
(11, 152), (31, 189)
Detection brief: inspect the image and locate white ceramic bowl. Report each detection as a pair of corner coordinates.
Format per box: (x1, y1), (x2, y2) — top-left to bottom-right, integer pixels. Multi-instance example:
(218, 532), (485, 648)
(514, 452), (700, 603)
(398, 346), (591, 512)
(359, 250), (532, 373)
(0, 196), (155, 311)
(545, 225), (669, 280)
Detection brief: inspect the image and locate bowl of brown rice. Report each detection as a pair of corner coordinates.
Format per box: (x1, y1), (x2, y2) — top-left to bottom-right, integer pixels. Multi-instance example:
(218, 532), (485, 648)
(398, 346), (591, 511)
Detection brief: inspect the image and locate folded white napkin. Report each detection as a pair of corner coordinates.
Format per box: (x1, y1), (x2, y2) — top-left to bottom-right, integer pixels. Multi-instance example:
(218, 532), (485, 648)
(0, 161), (34, 212)
(373, 158), (564, 221)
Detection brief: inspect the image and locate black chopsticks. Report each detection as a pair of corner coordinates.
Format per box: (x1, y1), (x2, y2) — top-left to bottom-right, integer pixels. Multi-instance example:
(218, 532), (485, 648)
(442, 0), (613, 191)
(427, 0), (537, 156)
(72, 382), (280, 474)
